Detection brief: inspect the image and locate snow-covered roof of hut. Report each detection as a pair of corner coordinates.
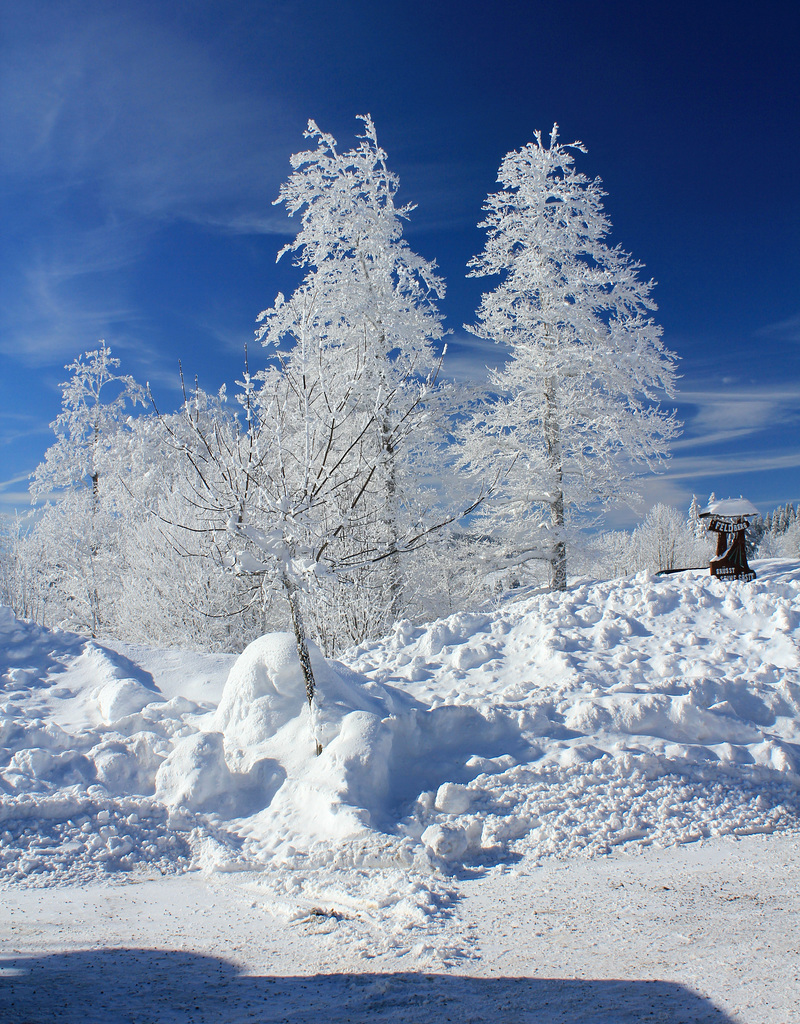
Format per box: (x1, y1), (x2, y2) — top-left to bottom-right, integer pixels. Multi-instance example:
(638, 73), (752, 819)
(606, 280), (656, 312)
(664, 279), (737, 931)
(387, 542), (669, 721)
(699, 497), (759, 518)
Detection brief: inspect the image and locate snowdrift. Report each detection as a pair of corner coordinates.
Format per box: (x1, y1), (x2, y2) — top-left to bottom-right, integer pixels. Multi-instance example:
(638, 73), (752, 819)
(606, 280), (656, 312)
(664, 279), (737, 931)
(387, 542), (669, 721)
(2, 561), (800, 893)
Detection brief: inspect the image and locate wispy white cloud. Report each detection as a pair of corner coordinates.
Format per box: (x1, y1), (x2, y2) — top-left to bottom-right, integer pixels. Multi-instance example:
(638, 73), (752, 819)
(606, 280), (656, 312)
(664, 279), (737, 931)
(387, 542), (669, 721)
(603, 474), (697, 529)
(0, 423), (53, 448)
(0, 493), (34, 515)
(564, 373), (800, 528)
(0, 257), (141, 365)
(0, 472), (33, 491)
(597, 443), (800, 529)
(674, 384), (800, 449)
(0, 3), (302, 373)
(755, 313), (800, 343)
(0, 410), (40, 424)
(439, 331), (509, 385)
(644, 380), (800, 511)
(660, 448), (800, 481)
(0, 5), (295, 225)
(183, 210), (294, 237)
(0, 471), (35, 517)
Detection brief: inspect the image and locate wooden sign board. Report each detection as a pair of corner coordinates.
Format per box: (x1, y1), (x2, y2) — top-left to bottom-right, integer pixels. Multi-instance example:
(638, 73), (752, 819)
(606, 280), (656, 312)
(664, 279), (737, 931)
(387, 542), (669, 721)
(706, 518), (747, 535)
(699, 508), (757, 583)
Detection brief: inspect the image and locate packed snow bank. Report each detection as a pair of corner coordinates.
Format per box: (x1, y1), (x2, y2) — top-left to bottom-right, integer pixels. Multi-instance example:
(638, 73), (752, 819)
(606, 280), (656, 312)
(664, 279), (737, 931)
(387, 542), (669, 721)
(0, 613), (229, 883)
(345, 559), (800, 865)
(2, 560), (800, 905)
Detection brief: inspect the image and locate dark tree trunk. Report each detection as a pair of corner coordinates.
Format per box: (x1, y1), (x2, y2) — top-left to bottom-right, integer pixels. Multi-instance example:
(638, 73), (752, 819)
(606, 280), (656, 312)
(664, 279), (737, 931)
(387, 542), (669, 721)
(283, 574), (322, 755)
(544, 376), (567, 592)
(380, 413), (402, 620)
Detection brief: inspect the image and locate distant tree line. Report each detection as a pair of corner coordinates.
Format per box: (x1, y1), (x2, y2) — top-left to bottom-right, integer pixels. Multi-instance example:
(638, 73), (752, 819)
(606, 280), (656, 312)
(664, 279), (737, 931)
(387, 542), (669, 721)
(748, 502), (800, 558)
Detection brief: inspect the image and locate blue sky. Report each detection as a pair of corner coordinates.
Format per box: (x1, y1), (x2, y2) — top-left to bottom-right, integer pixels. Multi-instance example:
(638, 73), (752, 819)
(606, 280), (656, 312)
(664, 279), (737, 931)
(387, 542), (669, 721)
(1, 0), (798, 526)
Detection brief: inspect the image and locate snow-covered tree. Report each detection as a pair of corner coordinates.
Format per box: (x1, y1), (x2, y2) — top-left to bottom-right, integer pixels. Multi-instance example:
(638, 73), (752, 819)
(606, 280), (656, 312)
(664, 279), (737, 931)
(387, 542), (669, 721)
(462, 125), (680, 590)
(32, 342), (146, 503)
(632, 503), (692, 572)
(258, 115), (448, 626)
(0, 512), (50, 623)
(106, 402), (269, 651)
(745, 513), (766, 558)
(30, 342), (146, 635)
(158, 349), (433, 751)
(586, 529), (635, 580)
(688, 494), (706, 540)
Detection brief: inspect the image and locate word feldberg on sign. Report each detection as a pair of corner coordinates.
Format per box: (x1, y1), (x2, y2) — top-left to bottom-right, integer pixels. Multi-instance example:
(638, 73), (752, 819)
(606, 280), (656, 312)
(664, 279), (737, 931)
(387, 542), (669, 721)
(699, 498), (758, 583)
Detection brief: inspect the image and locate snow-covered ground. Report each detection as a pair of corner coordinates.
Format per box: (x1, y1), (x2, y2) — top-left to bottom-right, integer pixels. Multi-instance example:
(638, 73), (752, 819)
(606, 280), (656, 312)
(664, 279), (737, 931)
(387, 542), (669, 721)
(2, 560), (799, 1021)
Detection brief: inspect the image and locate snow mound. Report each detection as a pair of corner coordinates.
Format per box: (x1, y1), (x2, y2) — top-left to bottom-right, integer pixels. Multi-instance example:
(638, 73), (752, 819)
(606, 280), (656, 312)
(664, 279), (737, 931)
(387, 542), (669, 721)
(199, 632), (520, 859)
(0, 619), (220, 886)
(214, 632), (390, 755)
(215, 632), (308, 742)
(155, 731), (282, 818)
(346, 560), (800, 866)
(95, 678), (160, 724)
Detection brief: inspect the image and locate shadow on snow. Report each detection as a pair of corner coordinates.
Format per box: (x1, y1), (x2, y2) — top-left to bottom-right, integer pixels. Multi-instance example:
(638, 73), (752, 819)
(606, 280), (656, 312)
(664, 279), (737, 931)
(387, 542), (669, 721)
(0, 948), (736, 1023)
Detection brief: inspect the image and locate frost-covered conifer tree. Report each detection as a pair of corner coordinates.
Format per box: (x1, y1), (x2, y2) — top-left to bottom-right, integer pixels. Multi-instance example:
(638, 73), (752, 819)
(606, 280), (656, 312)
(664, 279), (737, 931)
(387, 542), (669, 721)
(462, 125), (679, 590)
(772, 507), (786, 536)
(688, 495), (706, 540)
(258, 116), (447, 627)
(757, 501), (800, 558)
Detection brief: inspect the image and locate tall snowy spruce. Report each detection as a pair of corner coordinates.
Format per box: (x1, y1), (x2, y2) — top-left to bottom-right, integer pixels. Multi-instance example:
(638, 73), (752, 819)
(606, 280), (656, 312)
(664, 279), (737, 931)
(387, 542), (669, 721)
(257, 116), (448, 637)
(463, 125), (679, 590)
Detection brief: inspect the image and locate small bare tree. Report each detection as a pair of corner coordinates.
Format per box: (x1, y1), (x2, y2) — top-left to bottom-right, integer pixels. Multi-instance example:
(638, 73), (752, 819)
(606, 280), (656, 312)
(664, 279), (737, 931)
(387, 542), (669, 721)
(156, 346), (481, 755)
